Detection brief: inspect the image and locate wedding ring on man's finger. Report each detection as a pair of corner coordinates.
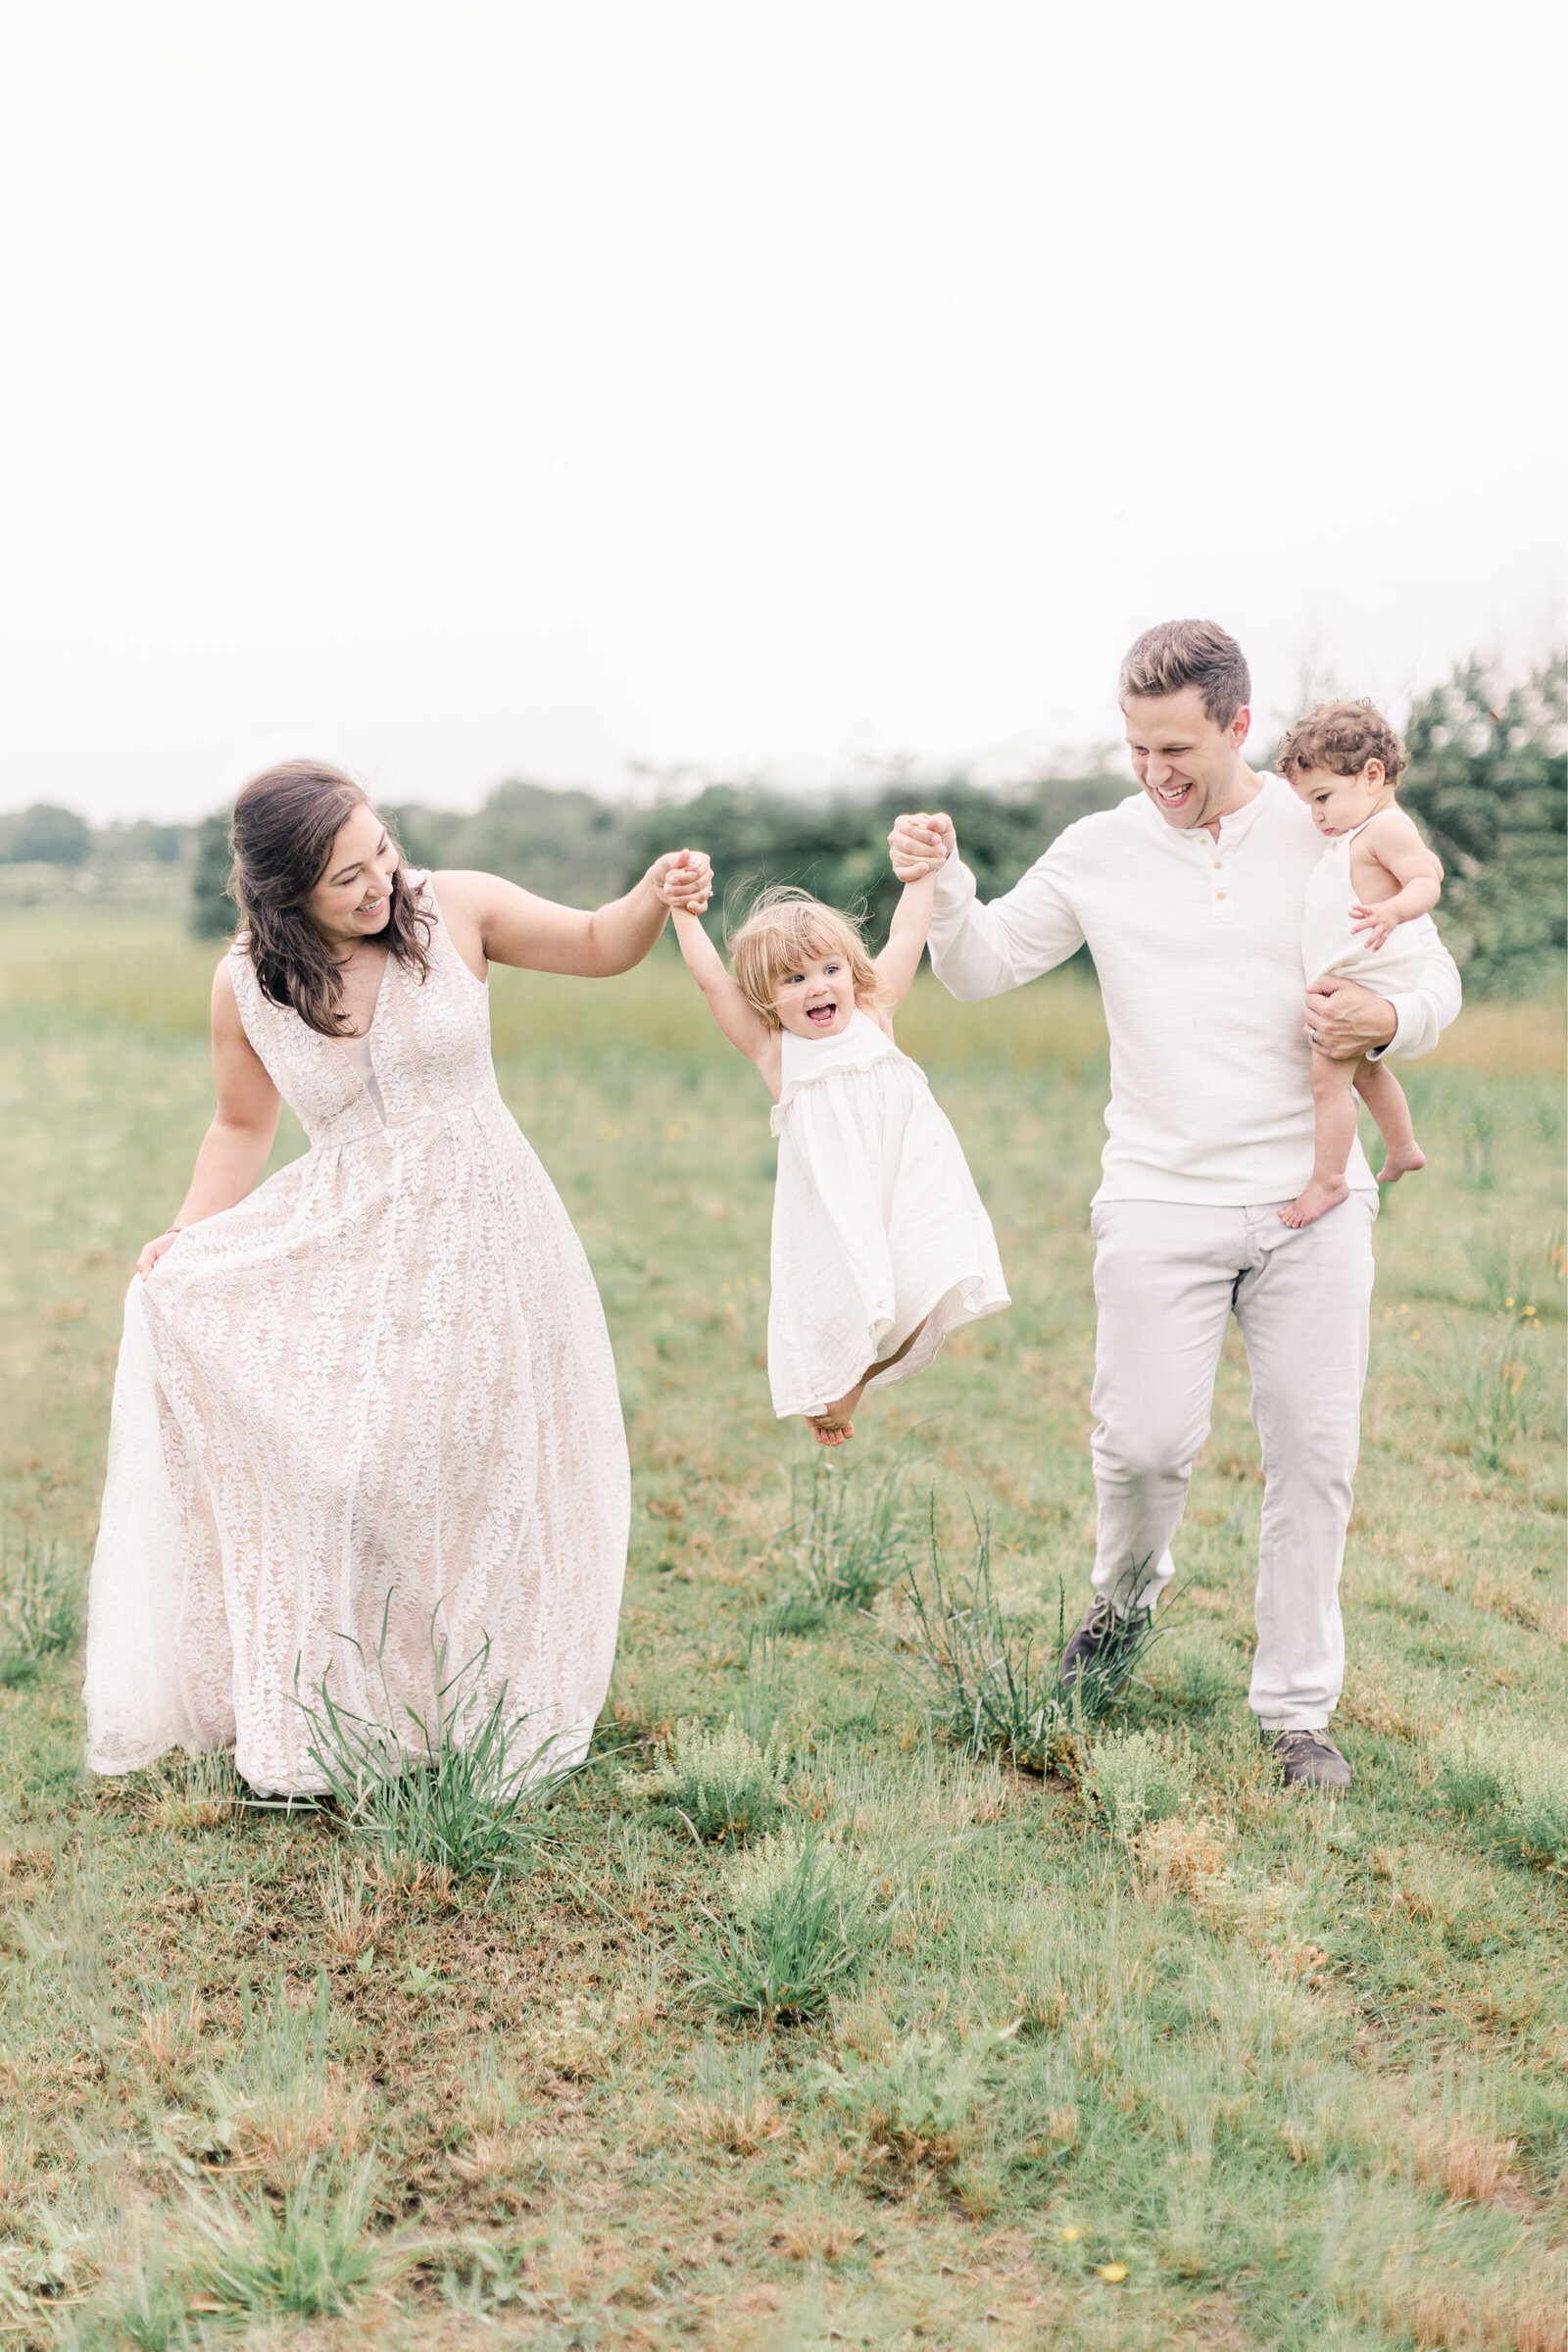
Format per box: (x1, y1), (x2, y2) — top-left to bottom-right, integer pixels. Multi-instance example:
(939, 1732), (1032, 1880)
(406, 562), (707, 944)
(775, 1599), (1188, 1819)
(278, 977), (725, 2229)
(1309, 1028), (1318, 1044)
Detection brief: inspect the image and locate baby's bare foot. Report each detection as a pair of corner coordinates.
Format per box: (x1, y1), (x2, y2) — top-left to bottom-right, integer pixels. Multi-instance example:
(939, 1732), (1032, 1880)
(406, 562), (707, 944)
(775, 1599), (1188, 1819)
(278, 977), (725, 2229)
(1377, 1144), (1426, 1184)
(1280, 1177), (1350, 1229)
(809, 1415), (854, 1446)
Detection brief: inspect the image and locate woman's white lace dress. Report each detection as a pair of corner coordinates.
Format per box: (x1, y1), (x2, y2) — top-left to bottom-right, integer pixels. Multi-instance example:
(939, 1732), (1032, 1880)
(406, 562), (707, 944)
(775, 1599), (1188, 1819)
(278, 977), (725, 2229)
(83, 877), (629, 1796)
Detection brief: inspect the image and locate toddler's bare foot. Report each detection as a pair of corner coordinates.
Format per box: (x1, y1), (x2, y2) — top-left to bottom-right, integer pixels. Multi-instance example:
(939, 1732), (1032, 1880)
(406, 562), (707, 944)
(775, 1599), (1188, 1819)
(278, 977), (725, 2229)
(807, 1379), (865, 1446)
(1280, 1177), (1350, 1229)
(1377, 1143), (1426, 1184)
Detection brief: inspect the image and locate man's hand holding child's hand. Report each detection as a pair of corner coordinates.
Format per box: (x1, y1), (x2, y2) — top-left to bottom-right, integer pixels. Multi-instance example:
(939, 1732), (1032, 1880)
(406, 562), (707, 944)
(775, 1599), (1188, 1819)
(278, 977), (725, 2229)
(888, 811), (956, 884)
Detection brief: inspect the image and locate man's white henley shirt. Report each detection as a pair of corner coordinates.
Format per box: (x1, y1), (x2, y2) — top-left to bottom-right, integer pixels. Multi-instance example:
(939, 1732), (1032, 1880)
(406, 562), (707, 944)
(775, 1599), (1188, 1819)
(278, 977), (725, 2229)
(926, 773), (1462, 1207)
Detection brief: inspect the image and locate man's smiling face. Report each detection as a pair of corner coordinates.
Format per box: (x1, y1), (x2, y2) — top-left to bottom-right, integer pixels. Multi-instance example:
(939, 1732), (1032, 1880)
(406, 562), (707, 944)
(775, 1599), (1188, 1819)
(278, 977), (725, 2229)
(1123, 685), (1252, 832)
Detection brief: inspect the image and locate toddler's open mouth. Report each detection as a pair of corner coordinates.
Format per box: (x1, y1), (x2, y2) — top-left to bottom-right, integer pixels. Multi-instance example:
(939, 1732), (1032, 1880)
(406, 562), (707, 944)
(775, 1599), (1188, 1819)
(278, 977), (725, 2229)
(806, 1001), (838, 1027)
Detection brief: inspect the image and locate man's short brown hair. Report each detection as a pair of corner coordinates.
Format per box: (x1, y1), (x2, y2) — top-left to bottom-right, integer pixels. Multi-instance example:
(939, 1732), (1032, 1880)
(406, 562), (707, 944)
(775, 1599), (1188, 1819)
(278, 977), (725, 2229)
(1118, 618), (1251, 727)
(1275, 699), (1408, 787)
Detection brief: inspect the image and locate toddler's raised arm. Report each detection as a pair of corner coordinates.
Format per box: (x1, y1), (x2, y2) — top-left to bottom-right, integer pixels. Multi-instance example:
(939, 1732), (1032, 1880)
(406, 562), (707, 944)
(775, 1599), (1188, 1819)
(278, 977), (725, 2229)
(870, 871), (937, 1014)
(667, 906), (775, 1067)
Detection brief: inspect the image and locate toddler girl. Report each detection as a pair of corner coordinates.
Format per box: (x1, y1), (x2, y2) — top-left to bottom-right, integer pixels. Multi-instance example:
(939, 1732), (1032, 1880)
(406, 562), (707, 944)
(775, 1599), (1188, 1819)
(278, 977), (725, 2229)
(662, 868), (1008, 1443)
(1277, 699), (1445, 1228)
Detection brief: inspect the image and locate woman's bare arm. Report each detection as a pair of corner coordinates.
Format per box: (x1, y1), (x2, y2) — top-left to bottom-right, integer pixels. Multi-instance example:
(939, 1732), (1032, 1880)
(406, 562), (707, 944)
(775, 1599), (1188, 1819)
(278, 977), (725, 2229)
(870, 873), (936, 1014)
(431, 856), (710, 981)
(139, 962), (281, 1277)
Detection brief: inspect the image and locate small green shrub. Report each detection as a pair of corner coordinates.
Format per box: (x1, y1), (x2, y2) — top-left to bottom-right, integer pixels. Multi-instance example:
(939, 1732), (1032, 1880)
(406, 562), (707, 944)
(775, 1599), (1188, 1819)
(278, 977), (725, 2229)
(1436, 1724), (1568, 1863)
(1088, 1730), (1191, 1839)
(620, 1716), (788, 1845)
(724, 1824), (856, 1927)
(812, 2027), (1011, 2165)
(682, 1837), (869, 2025)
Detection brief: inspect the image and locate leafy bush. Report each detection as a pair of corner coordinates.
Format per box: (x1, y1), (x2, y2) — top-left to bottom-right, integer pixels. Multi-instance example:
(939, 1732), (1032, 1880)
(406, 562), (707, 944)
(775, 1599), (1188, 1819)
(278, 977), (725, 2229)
(1398, 654), (1565, 998)
(682, 1837), (870, 2025)
(1087, 1730), (1191, 1839)
(723, 1824), (856, 1928)
(812, 2027), (1012, 2167)
(0, 802), (91, 863)
(619, 1716), (788, 1845)
(294, 1601), (578, 1883)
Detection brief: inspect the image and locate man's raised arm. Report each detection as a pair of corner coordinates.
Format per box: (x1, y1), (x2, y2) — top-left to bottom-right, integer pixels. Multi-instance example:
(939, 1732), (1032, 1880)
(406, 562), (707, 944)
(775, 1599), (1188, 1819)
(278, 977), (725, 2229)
(888, 809), (1086, 1003)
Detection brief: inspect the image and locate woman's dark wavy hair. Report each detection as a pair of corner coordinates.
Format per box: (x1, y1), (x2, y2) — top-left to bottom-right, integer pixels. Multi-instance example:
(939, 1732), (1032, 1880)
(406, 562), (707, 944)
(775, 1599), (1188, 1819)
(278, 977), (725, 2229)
(228, 759), (433, 1037)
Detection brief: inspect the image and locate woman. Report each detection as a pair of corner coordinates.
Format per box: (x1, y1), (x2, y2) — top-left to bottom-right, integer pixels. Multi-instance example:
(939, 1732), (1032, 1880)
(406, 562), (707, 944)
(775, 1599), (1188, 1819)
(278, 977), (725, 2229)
(83, 759), (710, 1797)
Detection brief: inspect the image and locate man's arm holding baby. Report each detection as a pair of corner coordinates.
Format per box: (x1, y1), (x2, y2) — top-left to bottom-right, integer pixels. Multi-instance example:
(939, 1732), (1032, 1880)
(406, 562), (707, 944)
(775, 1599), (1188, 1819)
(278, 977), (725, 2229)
(888, 810), (1086, 1001)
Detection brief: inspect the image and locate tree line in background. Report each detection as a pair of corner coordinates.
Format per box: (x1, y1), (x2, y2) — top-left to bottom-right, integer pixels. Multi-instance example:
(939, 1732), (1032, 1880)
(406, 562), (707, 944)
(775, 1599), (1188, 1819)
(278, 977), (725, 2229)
(3, 658), (1561, 998)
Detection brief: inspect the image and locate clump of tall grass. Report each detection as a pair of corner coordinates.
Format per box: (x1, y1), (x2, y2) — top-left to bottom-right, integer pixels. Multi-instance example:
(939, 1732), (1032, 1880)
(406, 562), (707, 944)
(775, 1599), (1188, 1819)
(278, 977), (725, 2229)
(619, 1716), (788, 1845)
(776, 1443), (922, 1615)
(890, 1506), (1159, 1772)
(1087, 1730), (1192, 1840)
(203, 1973), (367, 2186)
(293, 1599), (577, 1885)
(1413, 1327), (1549, 1469)
(682, 1837), (872, 2026)
(675, 2035), (786, 2152)
(184, 2157), (381, 2320)
(1464, 1225), (1566, 1321)
(1436, 1723), (1568, 1865)
(0, 1529), (79, 1687)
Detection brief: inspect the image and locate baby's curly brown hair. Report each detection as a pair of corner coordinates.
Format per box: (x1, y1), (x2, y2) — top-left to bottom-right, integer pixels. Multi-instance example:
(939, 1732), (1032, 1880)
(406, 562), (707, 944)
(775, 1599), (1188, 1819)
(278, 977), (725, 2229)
(1275, 698), (1408, 787)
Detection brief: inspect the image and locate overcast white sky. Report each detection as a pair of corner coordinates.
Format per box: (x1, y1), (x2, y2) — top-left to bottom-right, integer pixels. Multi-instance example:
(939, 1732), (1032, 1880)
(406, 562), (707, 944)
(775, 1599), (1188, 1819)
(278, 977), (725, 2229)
(1, 0), (1562, 823)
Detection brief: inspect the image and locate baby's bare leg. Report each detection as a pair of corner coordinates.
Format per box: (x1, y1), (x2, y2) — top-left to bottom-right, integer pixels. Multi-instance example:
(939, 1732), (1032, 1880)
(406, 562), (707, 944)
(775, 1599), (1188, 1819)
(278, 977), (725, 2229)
(1354, 1056), (1426, 1183)
(1281, 1051), (1359, 1228)
(806, 1318), (929, 1446)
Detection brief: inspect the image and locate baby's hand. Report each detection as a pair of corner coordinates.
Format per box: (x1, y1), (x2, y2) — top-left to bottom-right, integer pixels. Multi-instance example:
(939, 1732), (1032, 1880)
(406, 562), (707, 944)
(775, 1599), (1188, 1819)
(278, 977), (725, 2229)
(1349, 903), (1396, 952)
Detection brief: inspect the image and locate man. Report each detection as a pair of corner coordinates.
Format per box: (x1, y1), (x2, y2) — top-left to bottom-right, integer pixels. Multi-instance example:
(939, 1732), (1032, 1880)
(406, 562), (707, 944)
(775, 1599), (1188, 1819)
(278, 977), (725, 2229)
(889, 619), (1460, 1789)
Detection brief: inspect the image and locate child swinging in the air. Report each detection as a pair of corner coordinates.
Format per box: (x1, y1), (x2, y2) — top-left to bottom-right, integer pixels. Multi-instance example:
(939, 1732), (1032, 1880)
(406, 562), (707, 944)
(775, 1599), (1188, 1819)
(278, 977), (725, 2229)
(662, 863), (1008, 1444)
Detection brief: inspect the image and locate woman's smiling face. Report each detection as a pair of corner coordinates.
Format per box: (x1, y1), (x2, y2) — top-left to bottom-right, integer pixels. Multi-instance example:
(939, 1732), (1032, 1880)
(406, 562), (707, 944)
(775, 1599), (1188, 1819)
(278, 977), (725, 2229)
(302, 802), (400, 951)
(771, 945), (856, 1039)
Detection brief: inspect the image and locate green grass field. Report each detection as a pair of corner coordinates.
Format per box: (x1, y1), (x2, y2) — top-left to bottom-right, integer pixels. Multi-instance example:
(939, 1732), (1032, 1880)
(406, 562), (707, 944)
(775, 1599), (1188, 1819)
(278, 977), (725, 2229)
(0, 906), (1564, 2352)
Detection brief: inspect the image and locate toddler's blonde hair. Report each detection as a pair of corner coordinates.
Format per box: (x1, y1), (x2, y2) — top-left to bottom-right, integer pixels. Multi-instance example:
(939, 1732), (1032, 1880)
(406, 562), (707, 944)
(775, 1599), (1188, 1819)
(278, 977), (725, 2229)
(728, 887), (879, 1027)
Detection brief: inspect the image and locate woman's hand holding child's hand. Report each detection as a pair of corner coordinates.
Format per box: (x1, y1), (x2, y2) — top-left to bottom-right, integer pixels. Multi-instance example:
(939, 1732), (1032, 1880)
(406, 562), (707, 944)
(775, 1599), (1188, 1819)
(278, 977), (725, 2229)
(651, 850), (713, 914)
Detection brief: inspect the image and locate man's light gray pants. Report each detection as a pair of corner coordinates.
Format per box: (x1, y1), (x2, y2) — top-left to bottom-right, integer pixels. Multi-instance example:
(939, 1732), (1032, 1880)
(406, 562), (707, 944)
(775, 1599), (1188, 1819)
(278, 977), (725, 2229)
(1088, 1193), (1377, 1732)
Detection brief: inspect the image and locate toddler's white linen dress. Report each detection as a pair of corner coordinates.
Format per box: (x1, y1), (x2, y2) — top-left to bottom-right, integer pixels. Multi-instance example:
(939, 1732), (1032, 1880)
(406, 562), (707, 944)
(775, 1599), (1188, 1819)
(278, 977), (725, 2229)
(1300, 818), (1441, 995)
(765, 1008), (1008, 1416)
(83, 876), (630, 1796)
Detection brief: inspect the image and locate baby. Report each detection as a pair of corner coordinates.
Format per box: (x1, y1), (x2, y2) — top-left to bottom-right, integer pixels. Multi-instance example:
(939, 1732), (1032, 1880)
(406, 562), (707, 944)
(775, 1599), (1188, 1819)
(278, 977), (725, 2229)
(1276, 699), (1445, 1228)
(661, 864), (1008, 1443)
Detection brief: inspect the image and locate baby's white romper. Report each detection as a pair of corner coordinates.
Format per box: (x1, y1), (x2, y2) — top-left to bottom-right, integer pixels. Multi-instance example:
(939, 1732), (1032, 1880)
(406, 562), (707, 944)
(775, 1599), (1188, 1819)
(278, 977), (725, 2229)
(765, 1008), (1008, 1418)
(1300, 816), (1441, 995)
